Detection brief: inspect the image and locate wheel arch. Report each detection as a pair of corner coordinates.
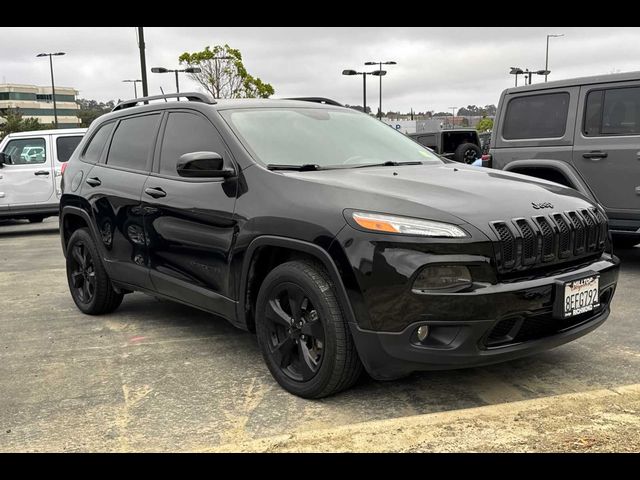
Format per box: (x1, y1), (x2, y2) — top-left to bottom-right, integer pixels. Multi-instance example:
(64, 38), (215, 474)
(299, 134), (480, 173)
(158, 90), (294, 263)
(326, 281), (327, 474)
(59, 204), (99, 257)
(237, 236), (357, 332)
(502, 159), (597, 202)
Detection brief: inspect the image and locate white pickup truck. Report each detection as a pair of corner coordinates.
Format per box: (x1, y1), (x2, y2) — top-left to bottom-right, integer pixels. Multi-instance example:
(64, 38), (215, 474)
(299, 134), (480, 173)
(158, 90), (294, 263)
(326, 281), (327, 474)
(0, 128), (86, 222)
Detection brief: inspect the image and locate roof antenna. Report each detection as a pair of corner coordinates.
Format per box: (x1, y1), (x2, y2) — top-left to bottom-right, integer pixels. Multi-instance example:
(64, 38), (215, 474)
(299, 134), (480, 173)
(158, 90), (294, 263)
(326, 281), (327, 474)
(159, 86), (168, 102)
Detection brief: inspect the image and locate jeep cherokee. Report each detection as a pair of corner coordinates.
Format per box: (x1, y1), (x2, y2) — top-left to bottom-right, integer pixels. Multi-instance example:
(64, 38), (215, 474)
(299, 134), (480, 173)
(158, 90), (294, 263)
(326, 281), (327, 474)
(60, 93), (620, 398)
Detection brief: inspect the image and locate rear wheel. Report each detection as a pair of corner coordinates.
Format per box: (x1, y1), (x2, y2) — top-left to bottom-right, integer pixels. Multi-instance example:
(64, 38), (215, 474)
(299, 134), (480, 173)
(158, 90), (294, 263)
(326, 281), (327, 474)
(66, 228), (123, 315)
(255, 260), (363, 398)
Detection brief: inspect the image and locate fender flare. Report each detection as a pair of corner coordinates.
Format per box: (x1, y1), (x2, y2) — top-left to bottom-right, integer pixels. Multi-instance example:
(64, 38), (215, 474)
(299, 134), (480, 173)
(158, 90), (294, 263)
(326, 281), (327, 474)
(236, 235), (357, 330)
(502, 159), (597, 202)
(59, 205), (100, 257)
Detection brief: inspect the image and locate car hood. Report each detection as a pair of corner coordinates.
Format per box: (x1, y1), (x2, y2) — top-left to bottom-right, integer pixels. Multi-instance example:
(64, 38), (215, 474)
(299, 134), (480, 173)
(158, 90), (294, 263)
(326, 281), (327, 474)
(284, 163), (597, 234)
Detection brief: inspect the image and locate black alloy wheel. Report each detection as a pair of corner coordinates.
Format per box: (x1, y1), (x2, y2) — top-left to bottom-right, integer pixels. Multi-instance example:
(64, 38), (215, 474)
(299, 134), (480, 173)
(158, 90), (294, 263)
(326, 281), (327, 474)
(69, 241), (97, 304)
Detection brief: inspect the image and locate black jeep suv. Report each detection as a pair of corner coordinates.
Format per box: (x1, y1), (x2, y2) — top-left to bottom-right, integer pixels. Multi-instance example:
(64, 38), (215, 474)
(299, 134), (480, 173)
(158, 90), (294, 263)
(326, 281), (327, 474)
(60, 93), (620, 398)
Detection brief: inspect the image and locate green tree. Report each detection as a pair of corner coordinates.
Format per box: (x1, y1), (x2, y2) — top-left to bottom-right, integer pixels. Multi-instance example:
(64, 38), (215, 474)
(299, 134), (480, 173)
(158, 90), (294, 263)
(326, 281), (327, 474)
(77, 98), (117, 127)
(0, 108), (44, 141)
(179, 44), (274, 99)
(476, 117), (494, 132)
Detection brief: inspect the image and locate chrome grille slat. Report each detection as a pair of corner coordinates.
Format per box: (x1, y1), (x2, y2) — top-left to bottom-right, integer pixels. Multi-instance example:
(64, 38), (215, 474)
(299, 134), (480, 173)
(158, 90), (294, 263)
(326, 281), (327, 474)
(491, 209), (607, 274)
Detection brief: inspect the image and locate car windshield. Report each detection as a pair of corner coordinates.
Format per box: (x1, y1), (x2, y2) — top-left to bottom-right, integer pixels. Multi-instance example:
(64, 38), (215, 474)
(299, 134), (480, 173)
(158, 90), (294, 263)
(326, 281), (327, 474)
(221, 107), (443, 168)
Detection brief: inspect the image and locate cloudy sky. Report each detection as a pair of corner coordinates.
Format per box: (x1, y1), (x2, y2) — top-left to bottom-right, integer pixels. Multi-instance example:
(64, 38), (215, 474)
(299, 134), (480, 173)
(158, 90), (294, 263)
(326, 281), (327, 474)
(2, 27), (639, 113)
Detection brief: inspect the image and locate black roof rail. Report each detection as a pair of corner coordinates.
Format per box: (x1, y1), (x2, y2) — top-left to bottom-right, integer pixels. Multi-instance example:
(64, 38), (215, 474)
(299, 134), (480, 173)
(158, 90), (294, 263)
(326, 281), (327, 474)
(111, 92), (215, 112)
(284, 97), (343, 107)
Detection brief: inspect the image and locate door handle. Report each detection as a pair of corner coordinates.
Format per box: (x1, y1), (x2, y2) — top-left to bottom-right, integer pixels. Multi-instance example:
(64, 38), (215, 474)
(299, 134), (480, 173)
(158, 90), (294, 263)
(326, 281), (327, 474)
(144, 187), (167, 199)
(582, 151), (608, 160)
(34, 170), (50, 176)
(85, 177), (102, 187)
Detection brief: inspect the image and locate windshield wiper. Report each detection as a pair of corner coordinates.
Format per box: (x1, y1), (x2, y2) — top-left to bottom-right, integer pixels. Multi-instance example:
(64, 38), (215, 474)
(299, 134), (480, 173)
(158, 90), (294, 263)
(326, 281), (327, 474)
(267, 163), (322, 171)
(353, 161), (423, 168)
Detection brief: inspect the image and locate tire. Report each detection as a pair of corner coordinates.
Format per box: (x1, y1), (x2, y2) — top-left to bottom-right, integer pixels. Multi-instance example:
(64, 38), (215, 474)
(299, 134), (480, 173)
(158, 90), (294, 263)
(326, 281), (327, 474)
(613, 236), (639, 249)
(28, 216), (45, 223)
(454, 142), (482, 164)
(66, 228), (124, 315)
(255, 260), (363, 398)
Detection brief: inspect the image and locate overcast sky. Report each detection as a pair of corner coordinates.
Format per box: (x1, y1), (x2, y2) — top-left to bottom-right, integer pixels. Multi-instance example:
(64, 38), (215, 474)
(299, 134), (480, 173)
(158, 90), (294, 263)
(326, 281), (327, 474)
(2, 27), (639, 113)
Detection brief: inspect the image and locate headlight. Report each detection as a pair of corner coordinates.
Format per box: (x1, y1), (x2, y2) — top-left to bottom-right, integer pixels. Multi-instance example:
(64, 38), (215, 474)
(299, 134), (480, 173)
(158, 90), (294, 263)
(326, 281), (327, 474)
(351, 211), (467, 238)
(413, 265), (472, 293)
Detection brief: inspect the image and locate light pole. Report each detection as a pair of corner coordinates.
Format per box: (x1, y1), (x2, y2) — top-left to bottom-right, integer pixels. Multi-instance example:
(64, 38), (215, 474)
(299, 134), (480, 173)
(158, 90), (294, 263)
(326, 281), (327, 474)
(36, 52), (65, 128)
(545, 34), (564, 82)
(510, 67), (524, 87)
(342, 69), (386, 115)
(365, 60), (397, 120)
(510, 67), (549, 86)
(449, 107), (457, 129)
(122, 79), (142, 98)
(151, 67), (202, 95)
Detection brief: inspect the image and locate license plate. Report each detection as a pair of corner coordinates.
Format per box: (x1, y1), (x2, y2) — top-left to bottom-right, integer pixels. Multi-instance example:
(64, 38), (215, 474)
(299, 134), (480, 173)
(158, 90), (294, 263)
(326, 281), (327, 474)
(561, 275), (600, 318)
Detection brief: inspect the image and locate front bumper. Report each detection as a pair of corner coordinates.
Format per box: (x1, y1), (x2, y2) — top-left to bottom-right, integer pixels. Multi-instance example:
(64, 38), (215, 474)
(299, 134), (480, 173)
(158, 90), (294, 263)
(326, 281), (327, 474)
(345, 254), (619, 380)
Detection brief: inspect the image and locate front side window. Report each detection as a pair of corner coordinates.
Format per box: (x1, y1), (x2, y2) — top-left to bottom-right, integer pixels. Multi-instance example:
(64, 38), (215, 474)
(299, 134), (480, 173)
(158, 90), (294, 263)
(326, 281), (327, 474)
(1, 138), (46, 165)
(56, 136), (83, 163)
(106, 114), (161, 171)
(503, 92), (570, 140)
(221, 108), (442, 168)
(584, 86), (640, 136)
(159, 112), (226, 176)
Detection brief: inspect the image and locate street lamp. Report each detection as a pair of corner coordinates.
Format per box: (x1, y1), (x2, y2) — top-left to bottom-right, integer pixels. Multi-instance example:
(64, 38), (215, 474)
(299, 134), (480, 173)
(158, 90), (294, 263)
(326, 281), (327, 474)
(342, 69), (386, 115)
(545, 34), (564, 82)
(449, 107), (457, 129)
(122, 79), (142, 98)
(151, 66), (202, 95)
(36, 52), (65, 128)
(365, 60), (397, 120)
(510, 67), (524, 87)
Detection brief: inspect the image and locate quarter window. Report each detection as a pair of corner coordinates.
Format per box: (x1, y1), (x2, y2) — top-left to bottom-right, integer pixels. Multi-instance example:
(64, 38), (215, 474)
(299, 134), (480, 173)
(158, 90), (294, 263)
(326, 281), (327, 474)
(159, 112), (226, 176)
(503, 92), (570, 140)
(56, 136), (83, 163)
(82, 122), (115, 162)
(106, 114), (161, 171)
(1, 138), (46, 165)
(583, 86), (640, 136)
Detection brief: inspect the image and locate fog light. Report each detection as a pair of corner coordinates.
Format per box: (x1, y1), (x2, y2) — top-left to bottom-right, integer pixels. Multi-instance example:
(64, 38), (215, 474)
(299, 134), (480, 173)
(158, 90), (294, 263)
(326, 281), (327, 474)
(413, 265), (472, 293)
(417, 325), (429, 342)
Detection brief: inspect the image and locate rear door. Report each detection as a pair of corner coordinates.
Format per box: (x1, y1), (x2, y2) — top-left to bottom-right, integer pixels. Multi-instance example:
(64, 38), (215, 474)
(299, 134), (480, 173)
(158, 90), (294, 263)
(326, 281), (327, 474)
(572, 82), (640, 213)
(52, 134), (84, 198)
(0, 134), (55, 207)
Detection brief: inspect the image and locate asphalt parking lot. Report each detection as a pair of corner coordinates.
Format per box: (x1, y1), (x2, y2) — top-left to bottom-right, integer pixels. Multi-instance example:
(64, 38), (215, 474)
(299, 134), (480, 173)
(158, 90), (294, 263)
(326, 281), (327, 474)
(1, 217), (639, 452)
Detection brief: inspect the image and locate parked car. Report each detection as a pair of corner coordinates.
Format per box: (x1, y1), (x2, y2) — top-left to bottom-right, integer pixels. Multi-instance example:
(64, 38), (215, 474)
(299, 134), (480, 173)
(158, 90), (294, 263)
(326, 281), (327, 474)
(0, 128), (86, 222)
(489, 71), (640, 249)
(407, 128), (482, 164)
(60, 93), (619, 398)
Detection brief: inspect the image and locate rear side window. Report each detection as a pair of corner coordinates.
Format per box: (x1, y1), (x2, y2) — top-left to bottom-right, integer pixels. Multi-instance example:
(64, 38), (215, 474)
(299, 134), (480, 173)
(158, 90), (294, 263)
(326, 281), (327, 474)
(502, 92), (570, 140)
(83, 122), (115, 162)
(159, 112), (226, 176)
(56, 136), (83, 162)
(583, 86), (640, 136)
(106, 114), (161, 171)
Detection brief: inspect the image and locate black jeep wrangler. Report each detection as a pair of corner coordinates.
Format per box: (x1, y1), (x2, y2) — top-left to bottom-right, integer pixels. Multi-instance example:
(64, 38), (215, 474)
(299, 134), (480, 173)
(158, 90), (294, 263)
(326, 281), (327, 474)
(407, 128), (482, 164)
(60, 93), (620, 398)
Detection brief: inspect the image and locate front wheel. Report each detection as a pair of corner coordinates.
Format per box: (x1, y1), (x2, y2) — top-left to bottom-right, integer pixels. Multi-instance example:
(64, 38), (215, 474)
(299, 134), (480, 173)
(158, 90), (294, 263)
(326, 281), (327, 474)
(66, 228), (124, 315)
(255, 260), (363, 398)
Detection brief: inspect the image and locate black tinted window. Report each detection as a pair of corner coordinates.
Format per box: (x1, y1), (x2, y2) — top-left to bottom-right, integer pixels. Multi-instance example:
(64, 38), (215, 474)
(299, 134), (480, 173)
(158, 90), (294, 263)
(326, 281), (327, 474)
(56, 136), (83, 162)
(83, 122), (115, 162)
(503, 92), (570, 140)
(584, 86), (640, 136)
(160, 112), (225, 176)
(107, 114), (161, 170)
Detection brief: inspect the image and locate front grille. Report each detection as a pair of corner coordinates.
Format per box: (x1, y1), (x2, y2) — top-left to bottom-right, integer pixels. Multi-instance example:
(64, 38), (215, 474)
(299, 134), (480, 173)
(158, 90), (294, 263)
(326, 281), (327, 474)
(490, 208), (607, 275)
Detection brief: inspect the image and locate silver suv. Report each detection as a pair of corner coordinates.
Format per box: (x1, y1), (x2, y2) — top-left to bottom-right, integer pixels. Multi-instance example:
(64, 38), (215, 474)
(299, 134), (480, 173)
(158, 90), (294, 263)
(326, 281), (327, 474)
(0, 128), (86, 222)
(490, 71), (640, 248)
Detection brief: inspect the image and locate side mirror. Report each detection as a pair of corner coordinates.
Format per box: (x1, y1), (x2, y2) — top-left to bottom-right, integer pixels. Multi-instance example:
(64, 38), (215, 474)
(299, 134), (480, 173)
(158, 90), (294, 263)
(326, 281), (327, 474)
(0, 152), (6, 168)
(176, 151), (235, 178)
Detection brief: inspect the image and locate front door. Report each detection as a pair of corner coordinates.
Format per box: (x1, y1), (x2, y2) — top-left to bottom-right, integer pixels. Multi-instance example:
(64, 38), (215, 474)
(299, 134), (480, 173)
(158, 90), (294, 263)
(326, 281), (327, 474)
(142, 110), (238, 317)
(573, 82), (640, 213)
(1, 135), (54, 207)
